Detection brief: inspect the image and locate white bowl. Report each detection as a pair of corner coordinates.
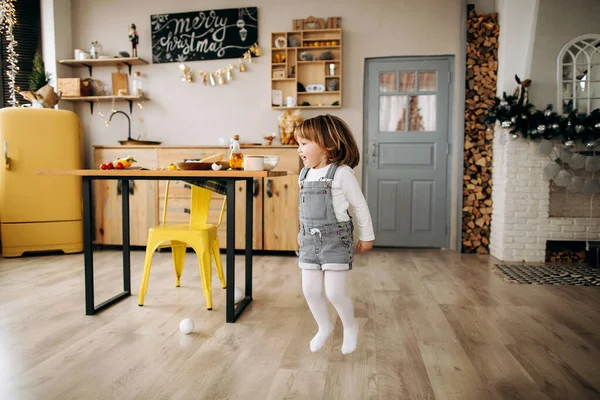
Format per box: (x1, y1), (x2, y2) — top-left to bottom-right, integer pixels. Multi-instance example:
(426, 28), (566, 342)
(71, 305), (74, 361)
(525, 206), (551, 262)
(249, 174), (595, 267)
(262, 155), (280, 171)
(244, 155), (264, 171)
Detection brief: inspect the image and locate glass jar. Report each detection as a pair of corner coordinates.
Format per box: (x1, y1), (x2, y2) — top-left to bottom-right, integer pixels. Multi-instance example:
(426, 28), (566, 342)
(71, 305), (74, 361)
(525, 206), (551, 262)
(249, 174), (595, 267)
(229, 135), (244, 170)
(132, 72), (143, 96)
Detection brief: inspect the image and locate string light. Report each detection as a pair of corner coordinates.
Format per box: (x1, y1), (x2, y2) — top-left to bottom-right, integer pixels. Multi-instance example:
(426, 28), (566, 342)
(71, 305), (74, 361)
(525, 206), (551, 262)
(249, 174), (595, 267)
(0, 0), (19, 106)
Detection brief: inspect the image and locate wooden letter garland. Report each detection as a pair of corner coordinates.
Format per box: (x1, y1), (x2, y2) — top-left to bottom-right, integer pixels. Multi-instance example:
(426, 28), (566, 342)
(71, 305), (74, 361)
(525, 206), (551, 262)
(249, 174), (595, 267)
(292, 16), (341, 31)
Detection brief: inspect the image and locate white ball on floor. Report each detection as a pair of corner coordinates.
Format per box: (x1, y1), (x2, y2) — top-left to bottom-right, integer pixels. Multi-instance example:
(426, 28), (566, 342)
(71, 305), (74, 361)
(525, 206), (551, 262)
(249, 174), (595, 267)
(234, 287), (243, 304)
(179, 318), (194, 334)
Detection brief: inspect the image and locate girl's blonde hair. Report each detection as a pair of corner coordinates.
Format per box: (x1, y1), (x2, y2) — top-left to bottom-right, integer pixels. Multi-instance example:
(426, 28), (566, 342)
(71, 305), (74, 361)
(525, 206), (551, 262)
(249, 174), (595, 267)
(294, 114), (360, 168)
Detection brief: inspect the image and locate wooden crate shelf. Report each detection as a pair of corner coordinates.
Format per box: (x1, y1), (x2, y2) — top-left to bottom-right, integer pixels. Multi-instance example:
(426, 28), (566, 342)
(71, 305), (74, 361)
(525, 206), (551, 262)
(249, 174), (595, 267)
(270, 29), (342, 109)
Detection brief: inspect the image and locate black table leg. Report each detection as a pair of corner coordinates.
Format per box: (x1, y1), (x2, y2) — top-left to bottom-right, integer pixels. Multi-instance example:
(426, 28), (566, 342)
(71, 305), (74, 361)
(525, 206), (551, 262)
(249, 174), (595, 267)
(83, 177), (95, 315)
(84, 178), (131, 315)
(226, 180), (236, 322)
(244, 178), (253, 298)
(121, 179), (131, 294)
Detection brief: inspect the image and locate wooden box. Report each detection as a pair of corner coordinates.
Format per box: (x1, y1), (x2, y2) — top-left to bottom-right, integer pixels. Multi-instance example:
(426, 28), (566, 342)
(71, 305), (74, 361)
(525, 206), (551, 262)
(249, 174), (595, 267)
(57, 78), (81, 97)
(58, 78), (96, 97)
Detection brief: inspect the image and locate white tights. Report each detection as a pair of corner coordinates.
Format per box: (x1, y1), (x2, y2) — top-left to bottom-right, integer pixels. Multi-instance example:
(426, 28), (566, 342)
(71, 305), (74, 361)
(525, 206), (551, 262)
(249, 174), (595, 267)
(302, 269), (358, 354)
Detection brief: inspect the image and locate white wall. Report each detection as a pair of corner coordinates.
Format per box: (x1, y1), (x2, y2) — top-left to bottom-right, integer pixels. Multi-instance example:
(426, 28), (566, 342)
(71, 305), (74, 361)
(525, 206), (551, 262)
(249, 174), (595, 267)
(62, 0), (464, 248)
(41, 0), (73, 111)
(471, 0), (496, 14)
(528, 0), (600, 107)
(495, 0), (539, 96)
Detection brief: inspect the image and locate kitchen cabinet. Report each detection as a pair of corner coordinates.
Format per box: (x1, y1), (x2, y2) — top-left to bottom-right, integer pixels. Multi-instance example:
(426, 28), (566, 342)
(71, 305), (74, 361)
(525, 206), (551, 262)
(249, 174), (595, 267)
(93, 145), (301, 251)
(263, 173), (299, 251)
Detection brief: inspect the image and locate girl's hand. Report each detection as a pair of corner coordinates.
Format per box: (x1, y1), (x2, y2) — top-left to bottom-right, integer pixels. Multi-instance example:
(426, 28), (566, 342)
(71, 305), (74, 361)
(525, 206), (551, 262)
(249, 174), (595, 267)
(356, 240), (374, 254)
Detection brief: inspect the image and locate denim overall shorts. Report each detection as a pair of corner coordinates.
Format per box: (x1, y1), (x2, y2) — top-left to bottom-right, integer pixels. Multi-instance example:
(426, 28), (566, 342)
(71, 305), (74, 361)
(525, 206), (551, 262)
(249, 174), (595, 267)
(298, 164), (354, 271)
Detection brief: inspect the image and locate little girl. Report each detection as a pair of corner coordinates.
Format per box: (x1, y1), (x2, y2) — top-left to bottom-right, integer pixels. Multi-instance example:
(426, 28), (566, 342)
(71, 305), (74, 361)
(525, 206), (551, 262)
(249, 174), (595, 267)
(295, 114), (374, 355)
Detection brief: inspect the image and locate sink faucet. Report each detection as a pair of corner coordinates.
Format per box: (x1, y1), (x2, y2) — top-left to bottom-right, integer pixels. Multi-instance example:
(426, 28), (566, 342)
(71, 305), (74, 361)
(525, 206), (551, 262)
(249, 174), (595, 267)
(109, 110), (132, 141)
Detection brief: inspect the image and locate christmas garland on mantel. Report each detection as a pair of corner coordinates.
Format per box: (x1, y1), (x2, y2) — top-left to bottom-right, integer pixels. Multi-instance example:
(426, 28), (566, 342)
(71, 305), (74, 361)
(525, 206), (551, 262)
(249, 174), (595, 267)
(486, 93), (600, 148)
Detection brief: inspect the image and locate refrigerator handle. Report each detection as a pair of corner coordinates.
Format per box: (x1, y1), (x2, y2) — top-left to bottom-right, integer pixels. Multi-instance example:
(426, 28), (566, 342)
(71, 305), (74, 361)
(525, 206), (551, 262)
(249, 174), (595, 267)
(4, 141), (10, 170)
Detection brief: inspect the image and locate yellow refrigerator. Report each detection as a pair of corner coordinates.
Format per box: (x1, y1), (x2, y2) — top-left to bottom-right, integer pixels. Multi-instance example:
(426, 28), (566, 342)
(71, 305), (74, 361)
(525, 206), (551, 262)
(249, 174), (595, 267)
(0, 108), (83, 257)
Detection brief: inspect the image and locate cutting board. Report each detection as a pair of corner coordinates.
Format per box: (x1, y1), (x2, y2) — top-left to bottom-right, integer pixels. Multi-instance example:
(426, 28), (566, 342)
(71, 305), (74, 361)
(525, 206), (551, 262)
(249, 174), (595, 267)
(112, 70), (129, 95)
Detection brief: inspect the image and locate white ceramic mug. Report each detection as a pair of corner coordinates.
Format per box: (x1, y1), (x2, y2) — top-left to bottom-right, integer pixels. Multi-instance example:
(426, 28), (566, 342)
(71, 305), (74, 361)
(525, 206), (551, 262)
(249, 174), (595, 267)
(244, 155), (264, 171)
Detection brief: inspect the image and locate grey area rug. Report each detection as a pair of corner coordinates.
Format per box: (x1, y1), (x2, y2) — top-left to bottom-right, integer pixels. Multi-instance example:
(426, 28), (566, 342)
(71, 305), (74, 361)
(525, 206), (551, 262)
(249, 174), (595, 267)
(494, 264), (600, 286)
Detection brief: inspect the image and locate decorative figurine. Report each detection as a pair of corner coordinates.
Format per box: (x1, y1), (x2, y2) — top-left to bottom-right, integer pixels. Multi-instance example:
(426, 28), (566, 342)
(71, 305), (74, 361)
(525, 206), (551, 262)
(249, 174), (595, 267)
(128, 23), (139, 57)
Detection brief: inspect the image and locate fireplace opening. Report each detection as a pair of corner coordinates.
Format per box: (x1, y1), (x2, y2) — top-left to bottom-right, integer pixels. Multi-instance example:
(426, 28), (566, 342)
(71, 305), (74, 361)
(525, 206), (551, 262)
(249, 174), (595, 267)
(546, 240), (587, 264)
(546, 240), (600, 266)
(549, 182), (600, 218)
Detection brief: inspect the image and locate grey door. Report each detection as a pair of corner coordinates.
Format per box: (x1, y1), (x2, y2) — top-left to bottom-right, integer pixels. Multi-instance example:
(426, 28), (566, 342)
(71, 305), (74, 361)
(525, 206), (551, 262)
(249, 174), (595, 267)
(365, 58), (451, 247)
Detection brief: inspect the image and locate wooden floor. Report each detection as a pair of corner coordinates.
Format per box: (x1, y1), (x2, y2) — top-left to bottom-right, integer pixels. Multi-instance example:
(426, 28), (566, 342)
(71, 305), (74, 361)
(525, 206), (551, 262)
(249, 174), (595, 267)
(1, 249), (599, 400)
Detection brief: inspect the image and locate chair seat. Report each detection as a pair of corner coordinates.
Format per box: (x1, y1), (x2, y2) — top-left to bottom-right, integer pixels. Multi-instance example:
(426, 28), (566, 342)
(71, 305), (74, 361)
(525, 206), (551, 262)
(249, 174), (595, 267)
(150, 223), (218, 234)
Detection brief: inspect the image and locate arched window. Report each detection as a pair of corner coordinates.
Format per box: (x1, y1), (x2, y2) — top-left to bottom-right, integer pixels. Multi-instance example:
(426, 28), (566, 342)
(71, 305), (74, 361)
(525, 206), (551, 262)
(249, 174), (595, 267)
(557, 34), (600, 114)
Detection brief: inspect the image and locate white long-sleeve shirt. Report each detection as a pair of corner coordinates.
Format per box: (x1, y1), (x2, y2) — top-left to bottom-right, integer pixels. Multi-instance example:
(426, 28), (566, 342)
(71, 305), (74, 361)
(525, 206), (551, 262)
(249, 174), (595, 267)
(299, 164), (375, 242)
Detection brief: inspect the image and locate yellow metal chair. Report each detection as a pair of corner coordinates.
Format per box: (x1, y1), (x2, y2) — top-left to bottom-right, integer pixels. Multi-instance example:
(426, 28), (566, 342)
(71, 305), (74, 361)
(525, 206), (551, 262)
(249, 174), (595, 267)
(138, 183), (226, 309)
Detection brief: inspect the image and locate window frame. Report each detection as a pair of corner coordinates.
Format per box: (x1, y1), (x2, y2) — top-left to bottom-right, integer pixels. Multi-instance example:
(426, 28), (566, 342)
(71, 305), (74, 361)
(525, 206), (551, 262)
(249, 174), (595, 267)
(0, 0), (42, 108)
(556, 34), (600, 115)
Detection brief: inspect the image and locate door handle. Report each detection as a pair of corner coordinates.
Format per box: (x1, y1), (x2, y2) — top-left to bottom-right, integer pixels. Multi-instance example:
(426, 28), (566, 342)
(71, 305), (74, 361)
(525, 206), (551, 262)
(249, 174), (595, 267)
(253, 178), (259, 197)
(4, 141), (10, 170)
(184, 208), (190, 214)
(370, 142), (377, 158)
(266, 179), (273, 198)
(116, 180), (135, 196)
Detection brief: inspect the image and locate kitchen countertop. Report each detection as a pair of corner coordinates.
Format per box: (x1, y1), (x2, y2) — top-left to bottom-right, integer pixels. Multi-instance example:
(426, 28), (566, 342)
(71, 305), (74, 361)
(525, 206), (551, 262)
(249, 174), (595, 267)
(92, 145), (298, 149)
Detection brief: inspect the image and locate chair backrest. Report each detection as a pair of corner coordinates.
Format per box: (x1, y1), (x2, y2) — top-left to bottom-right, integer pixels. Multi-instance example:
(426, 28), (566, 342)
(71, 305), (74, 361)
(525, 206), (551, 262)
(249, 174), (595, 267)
(162, 181), (225, 228)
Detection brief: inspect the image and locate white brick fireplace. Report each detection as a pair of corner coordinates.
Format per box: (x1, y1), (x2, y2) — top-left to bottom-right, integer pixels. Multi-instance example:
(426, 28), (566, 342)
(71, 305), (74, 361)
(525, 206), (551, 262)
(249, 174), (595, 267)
(490, 126), (600, 262)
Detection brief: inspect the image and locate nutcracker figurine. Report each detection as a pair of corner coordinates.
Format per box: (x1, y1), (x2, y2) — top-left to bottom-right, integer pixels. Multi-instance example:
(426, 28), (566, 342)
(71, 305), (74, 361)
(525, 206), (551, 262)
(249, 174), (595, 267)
(128, 23), (139, 57)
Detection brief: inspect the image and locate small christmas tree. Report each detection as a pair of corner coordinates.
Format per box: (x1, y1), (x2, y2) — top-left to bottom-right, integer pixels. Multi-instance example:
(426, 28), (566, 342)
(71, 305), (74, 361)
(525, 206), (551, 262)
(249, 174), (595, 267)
(29, 50), (51, 92)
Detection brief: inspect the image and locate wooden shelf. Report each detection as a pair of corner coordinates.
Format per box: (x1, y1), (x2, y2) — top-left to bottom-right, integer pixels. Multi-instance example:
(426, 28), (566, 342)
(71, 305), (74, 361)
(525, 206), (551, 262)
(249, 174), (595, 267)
(271, 29), (342, 109)
(60, 95), (145, 114)
(298, 45), (341, 50)
(58, 57), (148, 76)
(272, 105), (341, 110)
(298, 91), (340, 95)
(61, 95), (144, 101)
(297, 60), (340, 64)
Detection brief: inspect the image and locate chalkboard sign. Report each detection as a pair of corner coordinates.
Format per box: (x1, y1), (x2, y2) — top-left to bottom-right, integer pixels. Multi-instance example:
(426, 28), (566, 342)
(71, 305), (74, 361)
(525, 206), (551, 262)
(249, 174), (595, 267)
(151, 7), (258, 64)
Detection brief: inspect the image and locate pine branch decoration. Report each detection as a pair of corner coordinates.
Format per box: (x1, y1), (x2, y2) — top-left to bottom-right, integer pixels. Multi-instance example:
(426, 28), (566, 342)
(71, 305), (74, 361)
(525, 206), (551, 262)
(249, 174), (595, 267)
(29, 50), (51, 92)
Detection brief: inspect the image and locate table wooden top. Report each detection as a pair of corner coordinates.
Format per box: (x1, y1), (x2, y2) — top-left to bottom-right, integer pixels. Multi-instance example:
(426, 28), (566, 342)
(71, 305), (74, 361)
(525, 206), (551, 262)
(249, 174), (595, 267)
(37, 169), (287, 178)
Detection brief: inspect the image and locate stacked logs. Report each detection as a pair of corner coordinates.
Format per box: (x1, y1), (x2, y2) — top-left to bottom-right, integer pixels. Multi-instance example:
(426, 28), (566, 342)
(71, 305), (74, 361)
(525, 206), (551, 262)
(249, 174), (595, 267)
(546, 249), (587, 264)
(462, 10), (499, 254)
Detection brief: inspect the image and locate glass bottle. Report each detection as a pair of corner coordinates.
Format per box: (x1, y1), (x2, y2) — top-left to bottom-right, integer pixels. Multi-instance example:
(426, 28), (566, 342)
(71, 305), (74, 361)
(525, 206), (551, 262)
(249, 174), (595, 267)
(229, 134), (244, 170)
(90, 41), (100, 59)
(132, 71), (143, 96)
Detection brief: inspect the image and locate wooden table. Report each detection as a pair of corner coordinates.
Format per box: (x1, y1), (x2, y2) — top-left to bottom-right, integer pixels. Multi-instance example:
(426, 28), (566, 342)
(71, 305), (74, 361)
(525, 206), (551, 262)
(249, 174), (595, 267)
(38, 169), (286, 322)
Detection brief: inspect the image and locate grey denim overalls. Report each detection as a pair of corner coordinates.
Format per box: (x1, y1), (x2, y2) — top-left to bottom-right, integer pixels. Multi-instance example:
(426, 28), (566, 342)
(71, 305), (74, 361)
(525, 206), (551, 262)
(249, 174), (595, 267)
(298, 164), (354, 270)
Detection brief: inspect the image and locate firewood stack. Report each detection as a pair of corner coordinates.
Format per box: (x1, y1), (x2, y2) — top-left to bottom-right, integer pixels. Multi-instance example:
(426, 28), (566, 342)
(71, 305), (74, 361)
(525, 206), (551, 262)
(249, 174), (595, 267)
(546, 249), (587, 264)
(462, 10), (499, 254)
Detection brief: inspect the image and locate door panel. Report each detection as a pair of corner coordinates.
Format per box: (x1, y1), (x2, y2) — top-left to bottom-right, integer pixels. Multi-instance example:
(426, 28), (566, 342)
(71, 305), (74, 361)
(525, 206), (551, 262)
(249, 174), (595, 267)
(263, 174), (299, 251)
(366, 58), (450, 247)
(0, 110), (82, 223)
